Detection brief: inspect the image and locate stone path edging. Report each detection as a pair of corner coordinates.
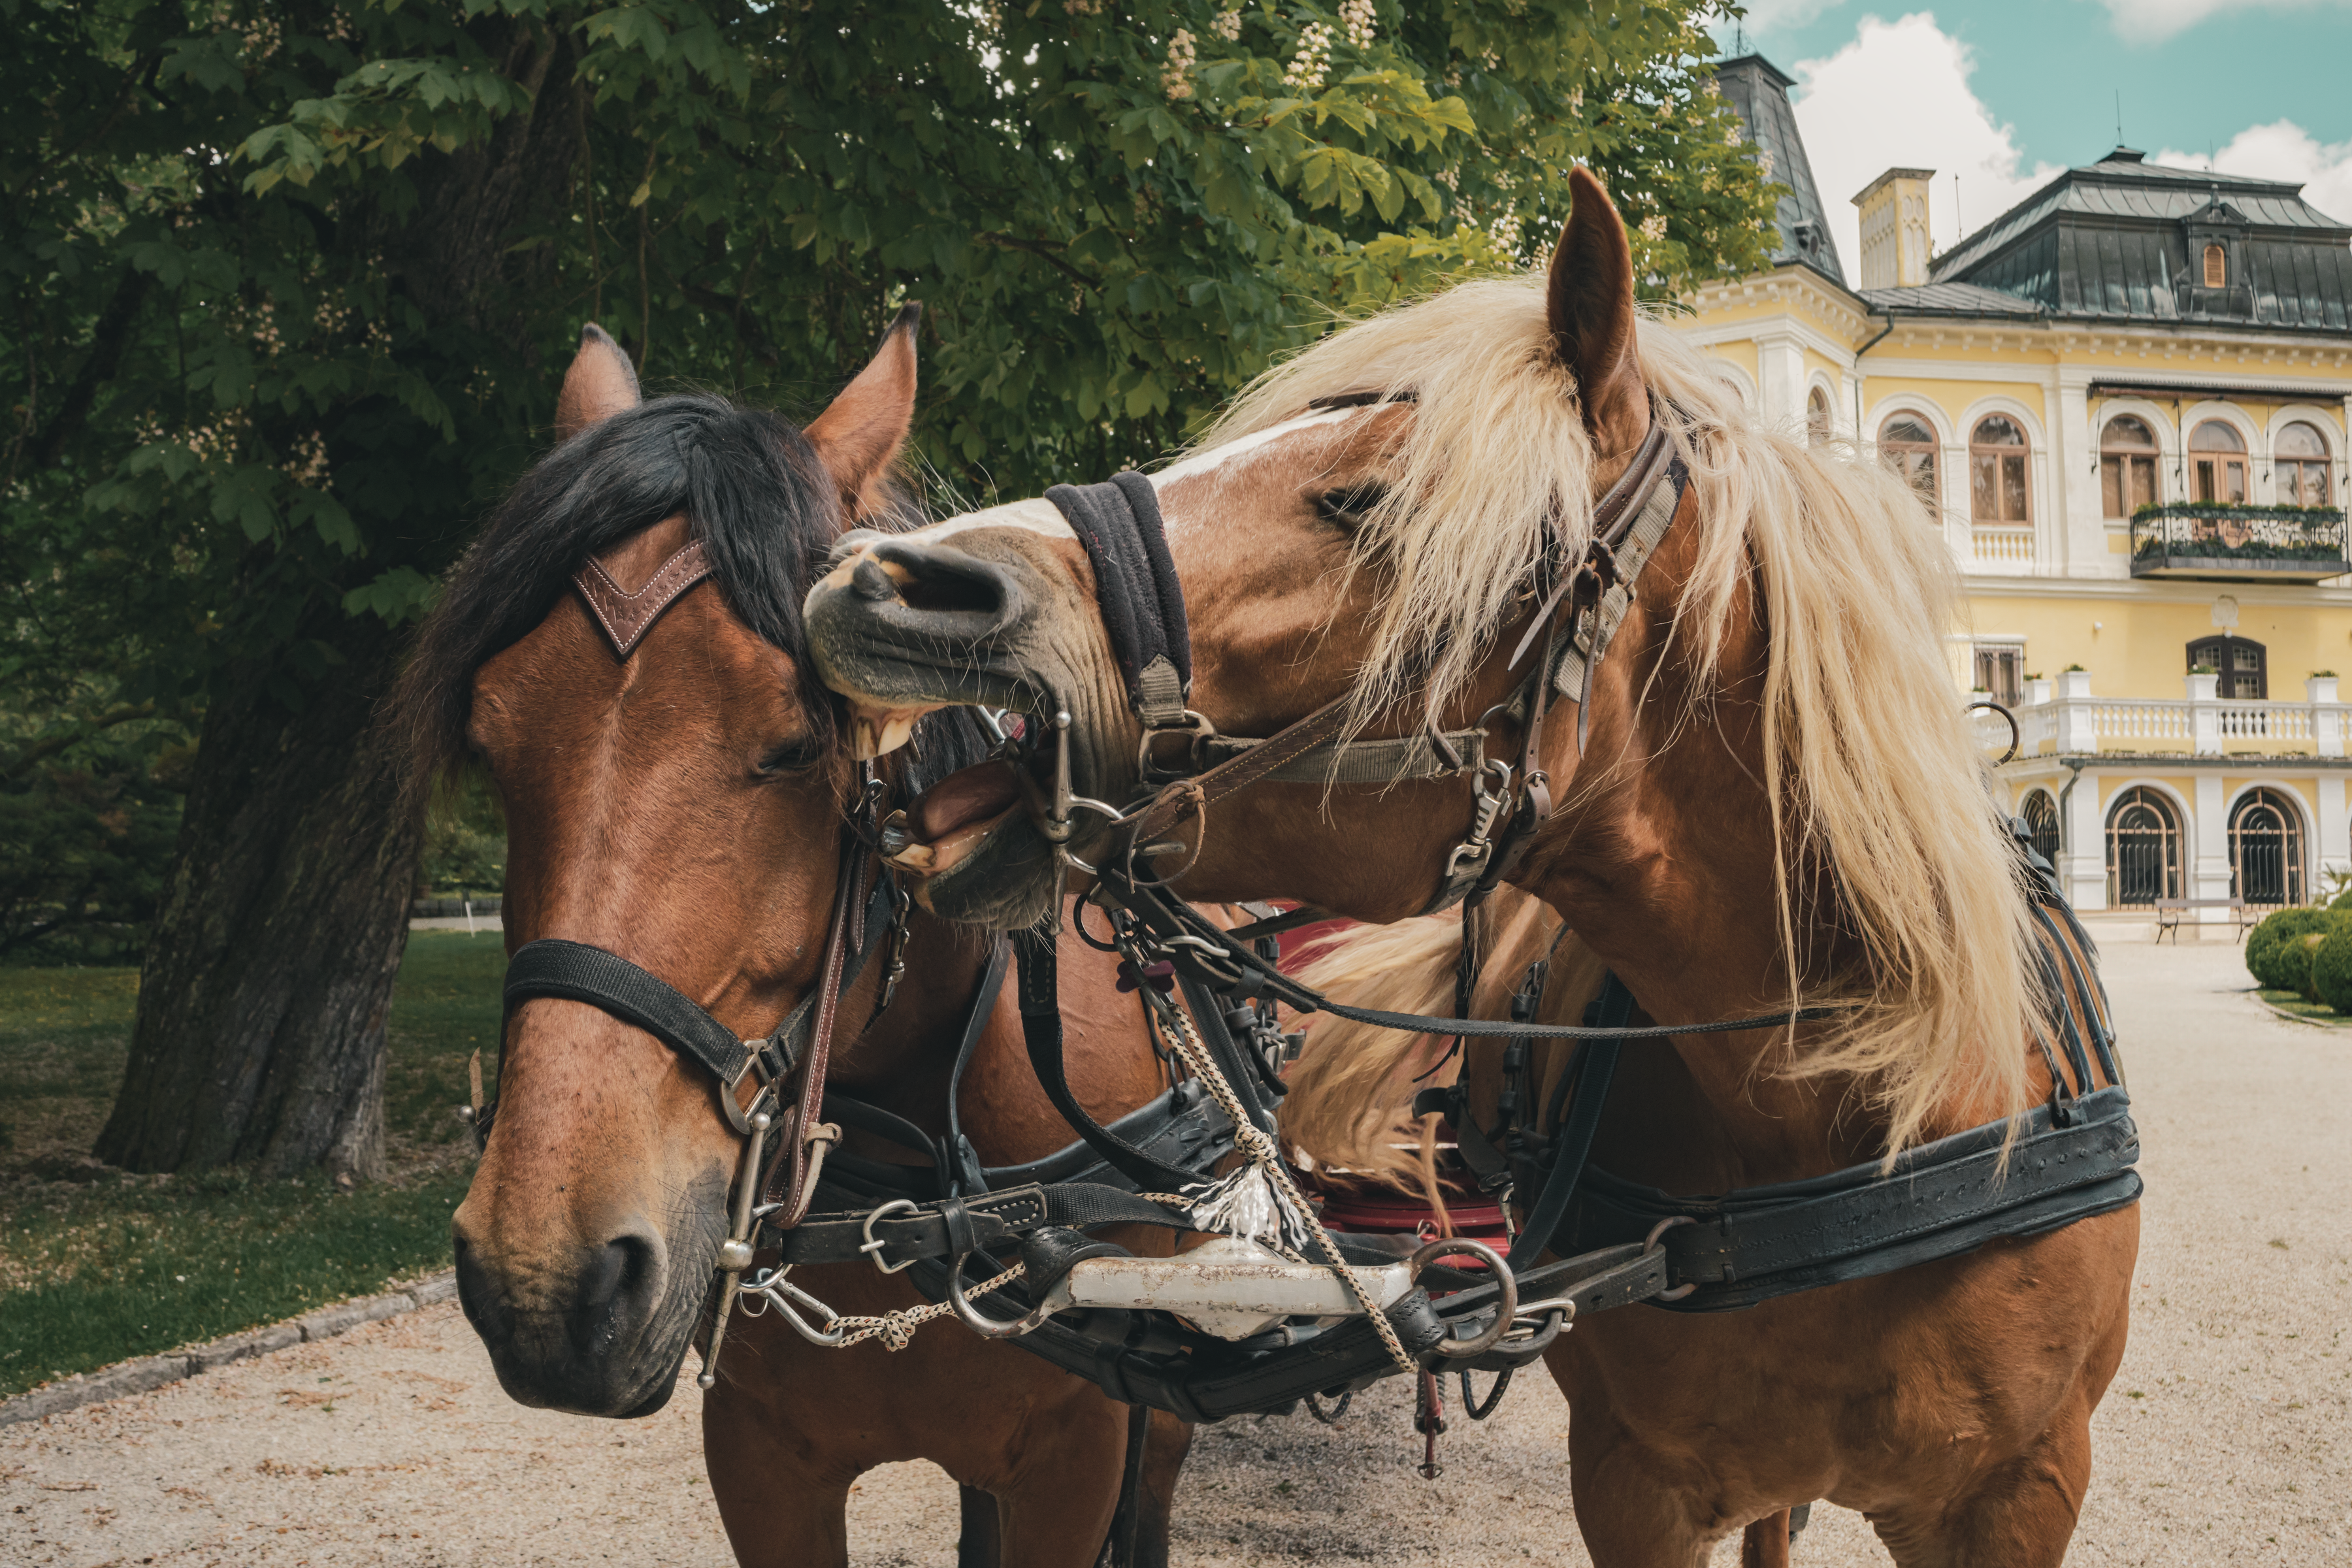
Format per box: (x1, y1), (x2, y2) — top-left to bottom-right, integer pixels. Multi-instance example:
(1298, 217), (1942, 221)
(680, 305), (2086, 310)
(0, 1271), (457, 1429)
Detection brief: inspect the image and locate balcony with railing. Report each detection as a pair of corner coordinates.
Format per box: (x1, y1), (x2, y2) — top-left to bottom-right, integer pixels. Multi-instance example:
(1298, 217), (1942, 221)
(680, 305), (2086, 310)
(1979, 670), (2351, 760)
(2128, 504), (2350, 583)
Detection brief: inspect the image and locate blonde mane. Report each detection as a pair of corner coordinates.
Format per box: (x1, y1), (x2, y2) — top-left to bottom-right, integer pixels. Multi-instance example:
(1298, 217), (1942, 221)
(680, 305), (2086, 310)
(1198, 274), (2043, 1153)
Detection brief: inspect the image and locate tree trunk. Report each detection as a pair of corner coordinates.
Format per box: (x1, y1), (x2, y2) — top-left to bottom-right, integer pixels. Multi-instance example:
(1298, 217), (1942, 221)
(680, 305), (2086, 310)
(94, 606), (422, 1180)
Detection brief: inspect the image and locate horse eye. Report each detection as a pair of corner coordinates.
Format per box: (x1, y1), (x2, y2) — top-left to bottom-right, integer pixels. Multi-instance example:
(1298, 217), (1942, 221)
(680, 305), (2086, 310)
(1316, 483), (1388, 529)
(757, 737), (826, 776)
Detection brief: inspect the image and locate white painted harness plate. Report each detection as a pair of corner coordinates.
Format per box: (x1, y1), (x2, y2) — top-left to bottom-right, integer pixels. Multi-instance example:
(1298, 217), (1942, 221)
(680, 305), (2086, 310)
(1036, 1235), (1416, 1341)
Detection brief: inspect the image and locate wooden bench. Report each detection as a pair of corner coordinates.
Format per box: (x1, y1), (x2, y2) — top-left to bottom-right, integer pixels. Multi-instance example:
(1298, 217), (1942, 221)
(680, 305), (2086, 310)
(2153, 896), (2253, 942)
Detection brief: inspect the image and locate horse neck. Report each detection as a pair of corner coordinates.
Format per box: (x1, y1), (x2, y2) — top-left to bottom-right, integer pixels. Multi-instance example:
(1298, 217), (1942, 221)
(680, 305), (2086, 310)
(1512, 536), (1891, 1185)
(825, 904), (988, 1135)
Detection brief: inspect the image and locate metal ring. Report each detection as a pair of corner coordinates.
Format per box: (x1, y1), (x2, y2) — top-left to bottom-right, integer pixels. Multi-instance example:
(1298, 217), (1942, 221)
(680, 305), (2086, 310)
(1407, 1237), (1518, 1360)
(944, 1252), (1054, 1339)
(1642, 1215), (1699, 1302)
(858, 1200), (920, 1275)
(1965, 699), (2021, 764)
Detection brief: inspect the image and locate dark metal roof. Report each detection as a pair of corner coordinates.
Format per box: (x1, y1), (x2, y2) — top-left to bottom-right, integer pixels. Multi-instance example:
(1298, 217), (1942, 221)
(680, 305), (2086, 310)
(1858, 282), (2043, 319)
(1924, 147), (2352, 331)
(1716, 54), (1846, 287)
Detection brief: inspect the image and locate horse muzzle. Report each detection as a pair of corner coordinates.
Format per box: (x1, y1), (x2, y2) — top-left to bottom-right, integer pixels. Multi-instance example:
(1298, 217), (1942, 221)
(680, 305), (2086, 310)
(805, 529), (1132, 929)
(452, 1179), (721, 1418)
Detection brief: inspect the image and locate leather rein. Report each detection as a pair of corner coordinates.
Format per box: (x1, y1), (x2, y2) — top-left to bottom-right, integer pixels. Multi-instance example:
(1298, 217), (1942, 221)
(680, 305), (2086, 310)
(1046, 399), (1839, 1047)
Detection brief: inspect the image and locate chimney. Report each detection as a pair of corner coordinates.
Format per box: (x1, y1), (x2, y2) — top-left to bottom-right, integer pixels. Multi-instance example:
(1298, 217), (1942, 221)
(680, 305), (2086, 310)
(1853, 167), (1935, 289)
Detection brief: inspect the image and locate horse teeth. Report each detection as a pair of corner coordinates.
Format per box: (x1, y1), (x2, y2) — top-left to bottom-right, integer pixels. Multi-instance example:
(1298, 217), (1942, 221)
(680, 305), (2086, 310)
(886, 841), (938, 872)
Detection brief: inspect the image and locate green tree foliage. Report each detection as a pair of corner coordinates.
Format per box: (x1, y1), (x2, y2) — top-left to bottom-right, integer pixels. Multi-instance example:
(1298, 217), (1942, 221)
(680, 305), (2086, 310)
(8, 0), (1774, 732)
(0, 731), (184, 963)
(5, 0), (1772, 1171)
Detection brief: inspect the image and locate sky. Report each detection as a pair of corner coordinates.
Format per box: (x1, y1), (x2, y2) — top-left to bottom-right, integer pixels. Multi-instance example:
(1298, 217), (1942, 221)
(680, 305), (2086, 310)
(1712, 0), (2352, 273)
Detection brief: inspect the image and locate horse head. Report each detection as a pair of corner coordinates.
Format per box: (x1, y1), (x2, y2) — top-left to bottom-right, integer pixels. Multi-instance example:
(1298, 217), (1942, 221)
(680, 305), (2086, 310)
(395, 313), (941, 1416)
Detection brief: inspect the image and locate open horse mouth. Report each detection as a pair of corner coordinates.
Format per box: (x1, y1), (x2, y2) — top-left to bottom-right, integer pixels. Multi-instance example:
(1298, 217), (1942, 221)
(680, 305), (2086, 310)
(878, 753), (1030, 880)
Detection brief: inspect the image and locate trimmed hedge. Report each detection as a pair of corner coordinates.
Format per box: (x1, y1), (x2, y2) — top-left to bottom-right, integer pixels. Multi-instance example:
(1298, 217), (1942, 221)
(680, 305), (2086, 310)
(2315, 926), (2352, 1013)
(2248, 907), (2334, 991)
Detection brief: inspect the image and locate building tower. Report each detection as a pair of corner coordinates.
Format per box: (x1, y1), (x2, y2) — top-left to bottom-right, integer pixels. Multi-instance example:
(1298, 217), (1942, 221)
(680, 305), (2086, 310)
(1853, 168), (1934, 289)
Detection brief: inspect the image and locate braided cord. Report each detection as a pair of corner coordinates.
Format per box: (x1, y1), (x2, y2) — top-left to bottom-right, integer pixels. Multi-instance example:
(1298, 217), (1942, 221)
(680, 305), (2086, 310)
(1147, 993), (1420, 1377)
(821, 1262), (1027, 1352)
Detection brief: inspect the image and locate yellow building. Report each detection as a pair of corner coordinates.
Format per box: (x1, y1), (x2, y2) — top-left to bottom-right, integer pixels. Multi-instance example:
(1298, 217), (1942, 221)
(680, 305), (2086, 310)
(1701, 56), (2352, 921)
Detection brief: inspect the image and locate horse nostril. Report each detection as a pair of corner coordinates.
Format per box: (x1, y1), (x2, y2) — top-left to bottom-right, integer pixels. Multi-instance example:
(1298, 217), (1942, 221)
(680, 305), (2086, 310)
(852, 556), (900, 602)
(885, 546), (1017, 617)
(572, 1229), (663, 1357)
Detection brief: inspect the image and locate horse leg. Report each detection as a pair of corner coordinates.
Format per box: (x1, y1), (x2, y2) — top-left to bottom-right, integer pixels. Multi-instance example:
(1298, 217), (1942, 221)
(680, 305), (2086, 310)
(984, 1394), (1133, 1568)
(958, 1484), (1002, 1568)
(702, 1429), (853, 1568)
(1867, 1414), (2094, 1568)
(1127, 1409), (1194, 1568)
(1739, 1510), (1793, 1568)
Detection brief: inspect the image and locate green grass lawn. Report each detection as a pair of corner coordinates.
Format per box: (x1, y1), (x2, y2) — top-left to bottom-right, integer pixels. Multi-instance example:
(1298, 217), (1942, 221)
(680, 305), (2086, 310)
(2253, 986), (2352, 1026)
(0, 932), (501, 1399)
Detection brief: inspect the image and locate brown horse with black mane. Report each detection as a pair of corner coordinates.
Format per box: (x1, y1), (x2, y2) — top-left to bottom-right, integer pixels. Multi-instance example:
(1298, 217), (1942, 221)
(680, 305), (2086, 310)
(391, 319), (1194, 1566)
(799, 171), (2140, 1565)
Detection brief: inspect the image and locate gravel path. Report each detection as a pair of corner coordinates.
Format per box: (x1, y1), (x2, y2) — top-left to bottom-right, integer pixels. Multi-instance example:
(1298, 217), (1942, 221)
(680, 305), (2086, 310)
(3, 938), (2344, 1565)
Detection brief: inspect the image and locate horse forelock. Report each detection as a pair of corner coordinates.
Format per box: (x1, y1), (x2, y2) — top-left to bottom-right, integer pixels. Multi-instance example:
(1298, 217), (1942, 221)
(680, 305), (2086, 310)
(390, 393), (977, 819)
(1184, 272), (2046, 1156)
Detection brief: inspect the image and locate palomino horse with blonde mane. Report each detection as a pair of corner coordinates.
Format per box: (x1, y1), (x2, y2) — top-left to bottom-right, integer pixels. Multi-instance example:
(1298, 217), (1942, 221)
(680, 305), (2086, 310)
(799, 169), (2140, 1565)
(391, 318), (1200, 1566)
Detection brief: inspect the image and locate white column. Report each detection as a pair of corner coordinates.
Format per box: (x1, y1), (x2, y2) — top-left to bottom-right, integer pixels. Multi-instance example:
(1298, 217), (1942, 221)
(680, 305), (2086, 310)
(2055, 370), (2102, 578)
(2189, 671), (2221, 756)
(2317, 774), (2351, 889)
(2055, 668), (2099, 752)
(2062, 768), (2107, 909)
(2308, 676), (2342, 759)
(2193, 774), (2231, 923)
(1756, 331), (1808, 431)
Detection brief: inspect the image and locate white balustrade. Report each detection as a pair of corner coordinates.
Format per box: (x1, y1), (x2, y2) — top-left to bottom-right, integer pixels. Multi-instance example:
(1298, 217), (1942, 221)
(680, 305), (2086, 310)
(1970, 528), (2035, 570)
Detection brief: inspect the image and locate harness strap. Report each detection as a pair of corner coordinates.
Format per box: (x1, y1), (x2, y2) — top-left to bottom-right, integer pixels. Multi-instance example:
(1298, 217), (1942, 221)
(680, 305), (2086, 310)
(1014, 928), (1209, 1193)
(1505, 975), (1630, 1272)
(1569, 1087), (2142, 1311)
(941, 937), (1013, 1194)
(767, 842), (868, 1226)
(775, 1180), (1194, 1268)
(1047, 473), (1191, 728)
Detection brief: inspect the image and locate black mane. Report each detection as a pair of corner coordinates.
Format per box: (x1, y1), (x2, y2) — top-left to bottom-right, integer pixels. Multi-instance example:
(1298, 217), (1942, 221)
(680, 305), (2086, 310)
(395, 391), (983, 807)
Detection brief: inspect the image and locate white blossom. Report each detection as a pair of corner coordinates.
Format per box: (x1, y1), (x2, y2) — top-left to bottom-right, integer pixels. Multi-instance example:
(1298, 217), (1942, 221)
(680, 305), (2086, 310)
(1340, 0), (1377, 50)
(1639, 214), (1668, 243)
(1164, 29), (1197, 100)
(1283, 22), (1333, 91)
(1210, 6), (1243, 41)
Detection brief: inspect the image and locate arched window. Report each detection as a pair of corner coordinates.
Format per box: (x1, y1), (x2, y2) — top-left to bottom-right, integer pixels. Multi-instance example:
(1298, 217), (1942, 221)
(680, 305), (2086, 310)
(2023, 789), (2061, 866)
(2202, 244), (2227, 289)
(2106, 787), (2181, 907)
(1878, 414), (1938, 508)
(2100, 415), (2160, 518)
(1806, 386), (1833, 447)
(2187, 634), (2265, 699)
(1969, 415), (2031, 525)
(2229, 787), (2305, 907)
(2190, 420), (2248, 505)
(2276, 421), (2333, 508)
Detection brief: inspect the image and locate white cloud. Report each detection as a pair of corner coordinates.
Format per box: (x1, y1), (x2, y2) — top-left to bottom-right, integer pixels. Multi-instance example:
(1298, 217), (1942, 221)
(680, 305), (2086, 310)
(2095, 0), (2352, 44)
(1788, 14), (2063, 274)
(2153, 121), (2352, 223)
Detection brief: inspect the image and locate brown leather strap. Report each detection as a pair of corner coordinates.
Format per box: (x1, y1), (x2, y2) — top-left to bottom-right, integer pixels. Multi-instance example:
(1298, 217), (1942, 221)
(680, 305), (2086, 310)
(768, 843), (865, 1225)
(573, 538), (713, 658)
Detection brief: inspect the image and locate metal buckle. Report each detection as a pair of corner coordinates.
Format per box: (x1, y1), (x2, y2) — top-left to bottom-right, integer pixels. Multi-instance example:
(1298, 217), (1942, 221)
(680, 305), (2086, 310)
(1137, 710), (1218, 783)
(1643, 1214), (1698, 1301)
(858, 1199), (921, 1275)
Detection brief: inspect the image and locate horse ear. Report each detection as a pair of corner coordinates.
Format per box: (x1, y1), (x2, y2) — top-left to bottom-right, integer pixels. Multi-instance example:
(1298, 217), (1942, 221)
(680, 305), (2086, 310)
(1546, 168), (1650, 458)
(805, 303), (923, 521)
(553, 323), (642, 442)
